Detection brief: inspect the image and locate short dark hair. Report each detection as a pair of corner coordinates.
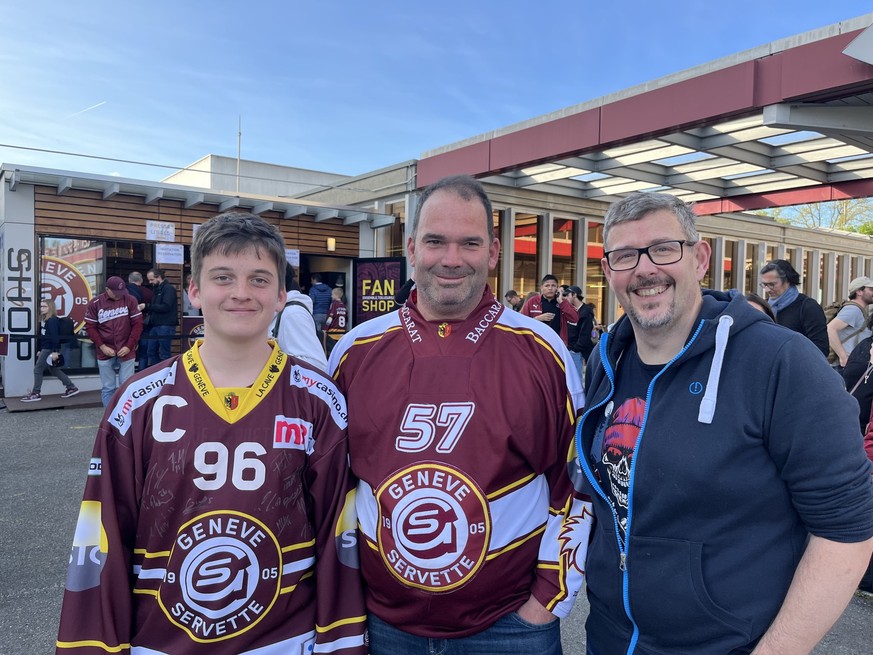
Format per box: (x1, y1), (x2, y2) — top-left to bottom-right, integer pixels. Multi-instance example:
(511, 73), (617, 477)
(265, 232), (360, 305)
(542, 274), (558, 284)
(311, 272), (322, 283)
(504, 290), (519, 300)
(147, 268), (166, 280)
(744, 292), (775, 320)
(760, 259), (801, 286)
(190, 212), (286, 286)
(412, 175), (494, 241)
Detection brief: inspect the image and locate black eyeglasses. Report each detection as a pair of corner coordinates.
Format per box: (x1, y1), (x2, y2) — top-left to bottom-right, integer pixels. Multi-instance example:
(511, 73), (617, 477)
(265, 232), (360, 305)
(603, 240), (696, 272)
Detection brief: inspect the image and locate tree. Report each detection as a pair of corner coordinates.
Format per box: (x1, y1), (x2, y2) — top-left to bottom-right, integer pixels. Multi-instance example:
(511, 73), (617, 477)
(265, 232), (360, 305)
(755, 198), (873, 231)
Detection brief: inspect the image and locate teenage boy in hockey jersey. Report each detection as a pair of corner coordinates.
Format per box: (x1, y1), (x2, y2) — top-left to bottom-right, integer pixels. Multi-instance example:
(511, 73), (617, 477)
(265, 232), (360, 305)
(329, 175), (592, 654)
(57, 212), (366, 655)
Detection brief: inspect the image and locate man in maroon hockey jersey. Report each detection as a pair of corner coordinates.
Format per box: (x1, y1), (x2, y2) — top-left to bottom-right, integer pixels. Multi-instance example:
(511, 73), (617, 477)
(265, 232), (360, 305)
(329, 175), (592, 654)
(84, 276), (144, 406)
(57, 212), (367, 655)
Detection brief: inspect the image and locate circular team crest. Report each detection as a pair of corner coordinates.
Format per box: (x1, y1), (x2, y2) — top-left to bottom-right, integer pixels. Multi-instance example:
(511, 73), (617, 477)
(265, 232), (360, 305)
(187, 321), (205, 348)
(158, 511), (282, 643)
(376, 462), (490, 592)
(40, 256), (92, 330)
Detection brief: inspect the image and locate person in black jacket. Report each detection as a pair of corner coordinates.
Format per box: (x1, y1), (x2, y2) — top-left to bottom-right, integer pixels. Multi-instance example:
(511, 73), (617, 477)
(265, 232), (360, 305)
(563, 285), (595, 380)
(145, 268), (178, 366)
(21, 299), (79, 402)
(843, 313), (873, 430)
(759, 259), (828, 357)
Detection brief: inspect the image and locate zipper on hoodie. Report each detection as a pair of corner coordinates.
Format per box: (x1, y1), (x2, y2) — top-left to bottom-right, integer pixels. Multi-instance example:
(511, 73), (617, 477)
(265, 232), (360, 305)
(577, 320), (706, 655)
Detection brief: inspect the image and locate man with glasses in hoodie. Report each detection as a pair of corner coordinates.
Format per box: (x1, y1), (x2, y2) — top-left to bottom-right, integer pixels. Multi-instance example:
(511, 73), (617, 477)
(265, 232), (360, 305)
(574, 191), (873, 655)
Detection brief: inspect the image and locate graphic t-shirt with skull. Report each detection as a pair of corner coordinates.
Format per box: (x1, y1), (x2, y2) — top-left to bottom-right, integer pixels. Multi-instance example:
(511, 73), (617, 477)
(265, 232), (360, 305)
(590, 346), (661, 542)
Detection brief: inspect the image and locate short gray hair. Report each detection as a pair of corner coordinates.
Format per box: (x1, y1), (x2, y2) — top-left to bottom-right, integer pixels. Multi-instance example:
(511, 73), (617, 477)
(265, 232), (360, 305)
(603, 192), (699, 246)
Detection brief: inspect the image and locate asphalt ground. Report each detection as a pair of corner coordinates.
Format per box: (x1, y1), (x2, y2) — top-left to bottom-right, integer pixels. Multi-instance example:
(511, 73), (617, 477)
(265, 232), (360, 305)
(1, 403), (870, 655)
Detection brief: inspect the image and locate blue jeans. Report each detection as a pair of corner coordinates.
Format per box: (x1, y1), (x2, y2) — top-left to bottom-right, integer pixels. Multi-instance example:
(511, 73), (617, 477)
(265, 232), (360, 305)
(147, 325), (175, 366)
(368, 611), (562, 655)
(98, 357), (135, 407)
(569, 350), (585, 383)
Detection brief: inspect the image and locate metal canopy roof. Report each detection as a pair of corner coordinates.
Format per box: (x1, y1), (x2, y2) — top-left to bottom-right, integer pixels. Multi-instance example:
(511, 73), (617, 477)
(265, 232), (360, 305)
(484, 97), (873, 204)
(1, 164), (397, 227)
(418, 15), (873, 216)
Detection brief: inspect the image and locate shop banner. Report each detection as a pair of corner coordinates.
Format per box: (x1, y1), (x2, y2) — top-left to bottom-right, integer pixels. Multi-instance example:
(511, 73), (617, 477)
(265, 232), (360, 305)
(182, 316), (205, 348)
(353, 258), (406, 325)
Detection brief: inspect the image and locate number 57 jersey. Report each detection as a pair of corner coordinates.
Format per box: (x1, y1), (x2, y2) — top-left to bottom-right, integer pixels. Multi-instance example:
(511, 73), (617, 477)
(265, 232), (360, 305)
(329, 289), (593, 638)
(56, 343), (367, 655)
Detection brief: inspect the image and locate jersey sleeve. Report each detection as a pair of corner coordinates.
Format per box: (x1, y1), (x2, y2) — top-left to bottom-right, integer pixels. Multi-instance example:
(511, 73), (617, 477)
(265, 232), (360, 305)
(304, 379), (368, 654)
(530, 342), (594, 618)
(56, 424), (140, 655)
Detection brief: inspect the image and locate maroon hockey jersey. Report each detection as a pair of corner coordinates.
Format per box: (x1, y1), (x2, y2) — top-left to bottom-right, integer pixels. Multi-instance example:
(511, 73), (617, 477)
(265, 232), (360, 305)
(329, 288), (592, 637)
(84, 292), (144, 361)
(324, 300), (349, 342)
(57, 341), (366, 654)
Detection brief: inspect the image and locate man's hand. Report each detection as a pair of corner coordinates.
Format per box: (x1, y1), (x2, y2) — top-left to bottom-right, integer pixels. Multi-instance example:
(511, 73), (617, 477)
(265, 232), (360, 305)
(100, 344), (116, 357)
(515, 596), (557, 625)
(536, 312), (555, 323)
(117, 346), (131, 357)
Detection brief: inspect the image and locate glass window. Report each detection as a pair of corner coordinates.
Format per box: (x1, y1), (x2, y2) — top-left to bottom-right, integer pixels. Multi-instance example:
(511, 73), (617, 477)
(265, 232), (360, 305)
(586, 221), (607, 326)
(487, 210), (501, 293)
(723, 239), (738, 291)
(513, 213), (540, 298)
(702, 237), (716, 289)
(385, 201), (406, 258)
(39, 237), (155, 372)
(552, 217), (577, 286)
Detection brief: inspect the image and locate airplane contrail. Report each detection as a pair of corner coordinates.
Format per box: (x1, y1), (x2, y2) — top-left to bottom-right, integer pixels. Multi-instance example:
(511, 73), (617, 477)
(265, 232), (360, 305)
(67, 101), (107, 119)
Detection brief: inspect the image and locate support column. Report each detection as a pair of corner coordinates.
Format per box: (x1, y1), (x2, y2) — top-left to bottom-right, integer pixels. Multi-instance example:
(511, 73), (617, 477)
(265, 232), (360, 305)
(735, 239), (748, 293)
(499, 208), (516, 297)
(775, 243), (786, 260)
(754, 240), (768, 293)
(838, 254), (851, 299)
(820, 251), (834, 304)
(712, 236), (726, 291)
(539, 212), (554, 282)
(853, 255), (865, 280)
(575, 218), (588, 290)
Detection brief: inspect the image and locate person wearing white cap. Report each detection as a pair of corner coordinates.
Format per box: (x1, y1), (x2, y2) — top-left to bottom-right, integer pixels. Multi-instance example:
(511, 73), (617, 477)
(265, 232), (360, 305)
(84, 276), (144, 405)
(827, 275), (873, 370)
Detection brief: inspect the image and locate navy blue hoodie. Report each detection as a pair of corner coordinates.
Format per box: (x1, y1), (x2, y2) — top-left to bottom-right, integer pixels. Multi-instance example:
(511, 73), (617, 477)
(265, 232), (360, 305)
(574, 291), (873, 655)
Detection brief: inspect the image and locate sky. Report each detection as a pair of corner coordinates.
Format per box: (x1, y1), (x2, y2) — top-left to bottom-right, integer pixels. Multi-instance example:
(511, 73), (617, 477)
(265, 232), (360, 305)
(0, 1), (869, 184)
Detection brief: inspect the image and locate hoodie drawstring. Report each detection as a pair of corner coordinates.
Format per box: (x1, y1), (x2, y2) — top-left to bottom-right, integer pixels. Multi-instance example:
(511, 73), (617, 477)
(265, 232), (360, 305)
(697, 314), (734, 424)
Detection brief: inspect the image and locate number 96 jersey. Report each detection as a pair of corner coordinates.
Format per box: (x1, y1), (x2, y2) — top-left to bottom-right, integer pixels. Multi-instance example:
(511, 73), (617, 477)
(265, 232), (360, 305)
(329, 288), (593, 638)
(56, 342), (367, 655)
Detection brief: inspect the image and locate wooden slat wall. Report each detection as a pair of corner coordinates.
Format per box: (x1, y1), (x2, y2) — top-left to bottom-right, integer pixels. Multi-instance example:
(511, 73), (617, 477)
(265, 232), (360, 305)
(33, 186), (360, 257)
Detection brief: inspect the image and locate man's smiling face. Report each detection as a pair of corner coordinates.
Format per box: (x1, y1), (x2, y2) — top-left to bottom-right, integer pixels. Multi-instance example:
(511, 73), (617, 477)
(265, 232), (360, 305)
(603, 209), (709, 332)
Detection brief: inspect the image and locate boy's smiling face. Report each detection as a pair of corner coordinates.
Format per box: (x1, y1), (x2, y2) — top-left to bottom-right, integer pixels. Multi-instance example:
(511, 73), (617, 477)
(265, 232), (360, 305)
(189, 247), (285, 347)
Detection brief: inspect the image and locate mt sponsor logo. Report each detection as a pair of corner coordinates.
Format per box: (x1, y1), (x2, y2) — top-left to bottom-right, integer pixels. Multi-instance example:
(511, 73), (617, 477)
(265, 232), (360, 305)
(273, 416), (314, 454)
